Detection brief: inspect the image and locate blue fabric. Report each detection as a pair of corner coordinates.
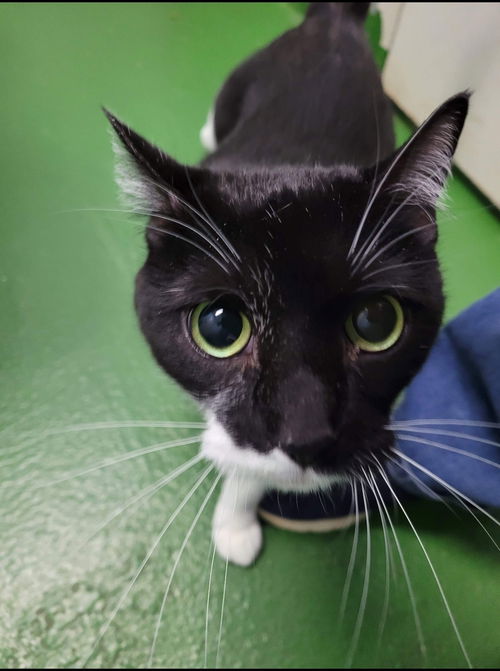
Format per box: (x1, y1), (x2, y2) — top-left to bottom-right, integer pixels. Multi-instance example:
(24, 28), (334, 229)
(389, 288), (500, 508)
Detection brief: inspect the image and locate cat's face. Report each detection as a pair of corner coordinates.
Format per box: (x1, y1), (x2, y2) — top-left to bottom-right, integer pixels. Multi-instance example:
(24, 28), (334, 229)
(107, 93), (467, 486)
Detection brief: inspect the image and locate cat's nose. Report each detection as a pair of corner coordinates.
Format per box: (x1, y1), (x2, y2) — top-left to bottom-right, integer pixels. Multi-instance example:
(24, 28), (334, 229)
(280, 434), (334, 468)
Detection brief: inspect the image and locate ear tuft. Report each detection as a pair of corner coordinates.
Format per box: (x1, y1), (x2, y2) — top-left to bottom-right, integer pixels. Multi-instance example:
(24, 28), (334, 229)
(103, 108), (192, 214)
(386, 92), (470, 209)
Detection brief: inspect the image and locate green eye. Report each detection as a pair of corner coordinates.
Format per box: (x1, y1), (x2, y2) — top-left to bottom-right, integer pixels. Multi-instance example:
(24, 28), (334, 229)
(346, 295), (404, 352)
(190, 299), (251, 358)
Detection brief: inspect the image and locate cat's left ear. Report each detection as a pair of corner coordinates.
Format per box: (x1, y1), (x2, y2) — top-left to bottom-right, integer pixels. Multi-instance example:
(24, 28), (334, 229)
(104, 109), (202, 214)
(379, 92), (470, 209)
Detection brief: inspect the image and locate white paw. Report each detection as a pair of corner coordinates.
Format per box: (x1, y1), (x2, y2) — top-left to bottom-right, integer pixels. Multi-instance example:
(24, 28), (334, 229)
(213, 520), (263, 567)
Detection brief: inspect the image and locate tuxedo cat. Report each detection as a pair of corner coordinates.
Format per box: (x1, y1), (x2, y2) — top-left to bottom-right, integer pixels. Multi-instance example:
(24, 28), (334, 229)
(106, 2), (469, 566)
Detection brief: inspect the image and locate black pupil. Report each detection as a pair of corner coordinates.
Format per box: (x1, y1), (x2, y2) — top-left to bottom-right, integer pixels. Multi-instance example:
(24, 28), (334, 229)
(198, 302), (243, 349)
(353, 298), (397, 343)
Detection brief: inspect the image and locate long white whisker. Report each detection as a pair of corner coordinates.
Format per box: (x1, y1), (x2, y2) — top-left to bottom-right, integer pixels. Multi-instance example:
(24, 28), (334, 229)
(389, 456), (500, 553)
(389, 419), (500, 429)
(147, 224), (231, 274)
(204, 543), (217, 669)
(144, 210), (234, 267)
(357, 223), (436, 275)
(63, 203), (233, 267)
(362, 468), (392, 652)
(392, 429), (500, 467)
(65, 201), (231, 273)
(393, 449), (500, 530)
(351, 165), (442, 275)
(376, 461), (472, 668)
(79, 454), (204, 548)
(387, 449), (457, 512)
(184, 168), (242, 267)
(81, 464), (213, 668)
(346, 480), (371, 668)
(339, 478), (361, 622)
(151, 176), (241, 269)
(347, 110), (441, 258)
(148, 471), (221, 666)
(368, 460), (426, 659)
(361, 259), (435, 281)
(215, 472), (240, 668)
(32, 435), (201, 490)
(1, 420), (205, 460)
(215, 556), (229, 669)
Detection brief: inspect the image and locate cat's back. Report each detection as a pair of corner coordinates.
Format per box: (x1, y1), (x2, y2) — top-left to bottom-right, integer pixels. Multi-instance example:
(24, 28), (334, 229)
(203, 2), (395, 171)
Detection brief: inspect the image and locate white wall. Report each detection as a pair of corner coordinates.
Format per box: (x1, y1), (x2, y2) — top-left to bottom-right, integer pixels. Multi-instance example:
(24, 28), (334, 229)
(378, 2), (500, 208)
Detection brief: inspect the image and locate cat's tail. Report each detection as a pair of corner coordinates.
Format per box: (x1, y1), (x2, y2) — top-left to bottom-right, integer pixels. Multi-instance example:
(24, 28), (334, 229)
(306, 2), (371, 22)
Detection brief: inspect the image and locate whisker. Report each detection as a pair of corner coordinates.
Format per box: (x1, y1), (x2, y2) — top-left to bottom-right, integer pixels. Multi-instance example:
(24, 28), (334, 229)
(81, 464), (213, 668)
(392, 460), (458, 513)
(204, 543), (217, 669)
(345, 480), (371, 668)
(147, 224), (230, 274)
(347, 114), (441, 258)
(361, 468), (392, 652)
(1, 420), (205, 460)
(374, 460), (472, 668)
(143, 210), (234, 267)
(148, 471), (221, 666)
(391, 428), (500, 465)
(361, 259), (436, 281)
(30, 435), (202, 491)
(150, 176), (241, 270)
(79, 454), (204, 549)
(215, 556), (229, 669)
(389, 457), (500, 553)
(351, 166), (442, 275)
(392, 449), (500, 530)
(184, 168), (242, 268)
(62, 202), (232, 274)
(356, 222), (436, 276)
(368, 460), (426, 660)
(339, 478), (361, 622)
(389, 419), (500, 429)
(215, 472), (240, 668)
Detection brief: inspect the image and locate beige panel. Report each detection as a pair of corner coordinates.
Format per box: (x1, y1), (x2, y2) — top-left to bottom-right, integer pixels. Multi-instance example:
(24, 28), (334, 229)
(379, 2), (500, 208)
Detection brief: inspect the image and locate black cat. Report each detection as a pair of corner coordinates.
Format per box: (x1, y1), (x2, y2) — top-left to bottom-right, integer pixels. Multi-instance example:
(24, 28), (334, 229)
(106, 2), (468, 565)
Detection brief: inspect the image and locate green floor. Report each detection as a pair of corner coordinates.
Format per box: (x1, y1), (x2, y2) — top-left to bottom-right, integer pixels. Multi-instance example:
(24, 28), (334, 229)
(1, 3), (499, 668)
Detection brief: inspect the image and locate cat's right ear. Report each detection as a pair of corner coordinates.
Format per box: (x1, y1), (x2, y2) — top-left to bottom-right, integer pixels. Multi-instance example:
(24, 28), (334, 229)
(103, 109), (201, 216)
(378, 92), (470, 211)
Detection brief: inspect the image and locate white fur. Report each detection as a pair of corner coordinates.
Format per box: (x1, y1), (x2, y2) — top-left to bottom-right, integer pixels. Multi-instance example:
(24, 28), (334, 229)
(200, 107), (217, 153)
(111, 136), (162, 213)
(201, 412), (342, 566)
(212, 474), (265, 566)
(389, 121), (456, 210)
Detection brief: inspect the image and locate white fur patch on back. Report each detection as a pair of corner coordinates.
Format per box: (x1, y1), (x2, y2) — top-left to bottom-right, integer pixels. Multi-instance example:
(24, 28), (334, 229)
(200, 106), (217, 153)
(201, 412), (342, 494)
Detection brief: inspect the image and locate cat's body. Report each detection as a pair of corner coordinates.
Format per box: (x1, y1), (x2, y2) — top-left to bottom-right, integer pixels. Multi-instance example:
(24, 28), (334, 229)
(106, 2), (469, 565)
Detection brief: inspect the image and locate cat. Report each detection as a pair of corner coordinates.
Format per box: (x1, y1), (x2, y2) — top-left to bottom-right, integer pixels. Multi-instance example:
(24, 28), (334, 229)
(105, 2), (469, 566)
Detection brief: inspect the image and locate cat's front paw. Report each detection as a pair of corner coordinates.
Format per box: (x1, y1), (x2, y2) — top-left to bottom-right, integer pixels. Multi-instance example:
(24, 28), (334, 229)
(213, 519), (263, 567)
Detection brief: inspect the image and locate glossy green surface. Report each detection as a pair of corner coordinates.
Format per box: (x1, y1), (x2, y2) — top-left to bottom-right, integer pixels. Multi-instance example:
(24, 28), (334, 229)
(1, 3), (499, 668)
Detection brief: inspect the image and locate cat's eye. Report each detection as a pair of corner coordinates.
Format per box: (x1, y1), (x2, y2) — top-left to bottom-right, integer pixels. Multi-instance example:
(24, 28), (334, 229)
(190, 299), (251, 358)
(345, 295), (404, 352)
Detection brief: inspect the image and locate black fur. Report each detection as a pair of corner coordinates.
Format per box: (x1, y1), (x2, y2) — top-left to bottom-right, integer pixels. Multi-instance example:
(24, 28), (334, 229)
(106, 3), (469, 477)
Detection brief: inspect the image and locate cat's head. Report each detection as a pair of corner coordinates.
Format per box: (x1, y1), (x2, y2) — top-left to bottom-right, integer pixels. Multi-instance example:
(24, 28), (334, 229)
(106, 93), (468, 489)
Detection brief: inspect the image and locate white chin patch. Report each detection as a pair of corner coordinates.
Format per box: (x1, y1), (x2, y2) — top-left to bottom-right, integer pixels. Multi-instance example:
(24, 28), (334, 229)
(201, 412), (342, 493)
(200, 106), (217, 153)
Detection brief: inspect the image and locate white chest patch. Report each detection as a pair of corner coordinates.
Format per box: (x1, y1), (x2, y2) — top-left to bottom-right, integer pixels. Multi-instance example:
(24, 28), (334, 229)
(200, 412), (342, 493)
